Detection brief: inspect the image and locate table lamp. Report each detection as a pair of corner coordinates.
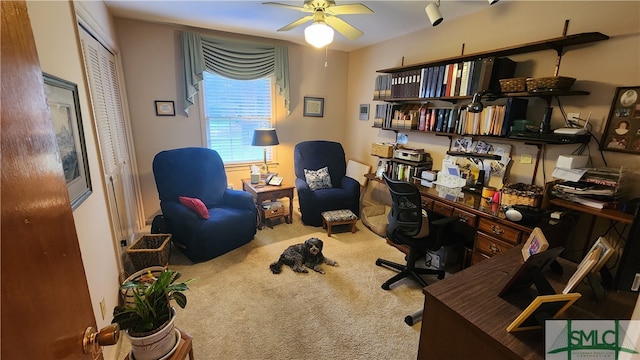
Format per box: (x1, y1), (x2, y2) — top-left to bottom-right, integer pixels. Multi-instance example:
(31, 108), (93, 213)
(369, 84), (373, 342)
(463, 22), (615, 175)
(252, 128), (279, 176)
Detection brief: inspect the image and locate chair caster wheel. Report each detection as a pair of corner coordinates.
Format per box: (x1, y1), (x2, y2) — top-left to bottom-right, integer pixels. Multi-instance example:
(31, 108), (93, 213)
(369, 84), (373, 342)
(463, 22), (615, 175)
(382, 283), (390, 290)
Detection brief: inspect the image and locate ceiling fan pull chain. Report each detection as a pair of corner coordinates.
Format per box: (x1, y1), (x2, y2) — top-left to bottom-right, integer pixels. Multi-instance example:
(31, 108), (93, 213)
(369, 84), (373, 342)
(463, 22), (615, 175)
(325, 46), (328, 67)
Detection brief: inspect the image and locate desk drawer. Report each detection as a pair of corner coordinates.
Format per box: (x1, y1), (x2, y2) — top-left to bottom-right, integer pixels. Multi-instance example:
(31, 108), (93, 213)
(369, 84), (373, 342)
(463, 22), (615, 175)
(477, 218), (522, 245)
(471, 251), (490, 265)
(453, 208), (476, 227)
(432, 201), (454, 217)
(421, 196), (434, 210)
(475, 232), (512, 257)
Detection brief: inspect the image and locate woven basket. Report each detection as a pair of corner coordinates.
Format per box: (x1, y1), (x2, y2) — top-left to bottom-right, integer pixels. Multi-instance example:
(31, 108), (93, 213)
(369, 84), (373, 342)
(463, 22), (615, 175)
(526, 76), (576, 92)
(499, 77), (528, 93)
(120, 266), (166, 307)
(127, 234), (172, 271)
(500, 183), (543, 208)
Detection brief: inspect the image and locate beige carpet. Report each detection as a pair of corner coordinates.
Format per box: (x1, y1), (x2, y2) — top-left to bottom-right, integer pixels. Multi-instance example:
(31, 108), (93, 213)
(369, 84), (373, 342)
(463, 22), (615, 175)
(117, 213), (431, 359)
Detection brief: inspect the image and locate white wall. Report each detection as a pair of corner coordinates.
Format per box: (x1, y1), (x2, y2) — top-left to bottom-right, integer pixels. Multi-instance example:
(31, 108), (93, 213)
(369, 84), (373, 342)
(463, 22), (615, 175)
(346, 1), (640, 195)
(112, 18), (349, 221)
(27, 1), (123, 358)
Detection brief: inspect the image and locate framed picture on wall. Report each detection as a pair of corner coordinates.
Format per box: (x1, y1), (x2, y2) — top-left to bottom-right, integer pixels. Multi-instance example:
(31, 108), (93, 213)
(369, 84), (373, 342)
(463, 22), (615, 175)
(155, 100), (176, 116)
(600, 86), (640, 154)
(303, 97), (324, 117)
(43, 73), (92, 210)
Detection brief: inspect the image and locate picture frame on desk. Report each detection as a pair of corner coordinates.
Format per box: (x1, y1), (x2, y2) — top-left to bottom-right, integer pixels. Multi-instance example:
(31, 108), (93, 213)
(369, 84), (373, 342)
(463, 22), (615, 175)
(600, 86), (640, 154)
(521, 227), (549, 261)
(506, 293), (581, 332)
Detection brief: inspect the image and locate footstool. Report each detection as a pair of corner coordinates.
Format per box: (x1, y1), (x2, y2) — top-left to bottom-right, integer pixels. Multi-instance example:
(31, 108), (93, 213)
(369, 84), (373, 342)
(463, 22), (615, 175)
(321, 209), (358, 237)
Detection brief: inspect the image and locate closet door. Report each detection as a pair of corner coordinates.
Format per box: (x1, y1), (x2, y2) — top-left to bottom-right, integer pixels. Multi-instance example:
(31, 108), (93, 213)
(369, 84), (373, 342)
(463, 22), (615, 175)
(79, 27), (141, 270)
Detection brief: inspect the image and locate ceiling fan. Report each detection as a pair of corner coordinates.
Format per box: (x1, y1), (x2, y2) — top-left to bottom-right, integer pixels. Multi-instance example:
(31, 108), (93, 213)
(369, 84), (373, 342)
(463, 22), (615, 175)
(263, 0), (373, 47)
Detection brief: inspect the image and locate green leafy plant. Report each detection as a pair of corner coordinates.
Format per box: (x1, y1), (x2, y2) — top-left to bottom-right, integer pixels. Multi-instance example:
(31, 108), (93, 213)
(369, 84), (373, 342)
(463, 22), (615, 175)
(112, 269), (192, 336)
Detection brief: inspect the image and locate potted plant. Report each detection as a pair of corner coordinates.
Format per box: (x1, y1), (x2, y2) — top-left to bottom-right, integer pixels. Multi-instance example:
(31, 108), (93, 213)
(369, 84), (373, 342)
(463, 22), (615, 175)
(112, 268), (192, 360)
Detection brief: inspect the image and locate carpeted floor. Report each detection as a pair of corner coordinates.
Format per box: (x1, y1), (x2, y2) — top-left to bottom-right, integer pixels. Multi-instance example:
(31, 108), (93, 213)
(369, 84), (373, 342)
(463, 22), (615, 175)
(116, 213), (434, 360)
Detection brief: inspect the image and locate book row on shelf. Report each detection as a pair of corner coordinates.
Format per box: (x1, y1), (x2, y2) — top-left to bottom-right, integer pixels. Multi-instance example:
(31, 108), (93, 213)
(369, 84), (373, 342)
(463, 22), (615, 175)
(373, 97), (528, 137)
(372, 56), (516, 100)
(377, 158), (433, 183)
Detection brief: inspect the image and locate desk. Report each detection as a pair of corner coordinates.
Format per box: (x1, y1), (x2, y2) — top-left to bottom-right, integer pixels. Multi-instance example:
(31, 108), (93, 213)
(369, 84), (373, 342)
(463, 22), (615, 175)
(416, 184), (534, 266)
(417, 246), (636, 360)
(241, 179), (294, 229)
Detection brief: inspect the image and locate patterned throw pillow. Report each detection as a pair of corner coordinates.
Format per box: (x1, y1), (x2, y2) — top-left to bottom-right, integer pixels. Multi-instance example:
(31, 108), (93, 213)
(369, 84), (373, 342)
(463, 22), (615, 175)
(179, 196), (210, 219)
(304, 166), (333, 191)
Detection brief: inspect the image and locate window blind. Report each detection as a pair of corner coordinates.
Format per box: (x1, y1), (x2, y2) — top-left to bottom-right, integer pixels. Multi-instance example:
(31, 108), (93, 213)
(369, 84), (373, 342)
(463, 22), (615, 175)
(202, 72), (273, 164)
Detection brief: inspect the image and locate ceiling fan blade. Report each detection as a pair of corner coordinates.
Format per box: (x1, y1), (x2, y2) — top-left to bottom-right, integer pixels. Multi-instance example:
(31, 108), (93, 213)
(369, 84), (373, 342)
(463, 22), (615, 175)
(277, 15), (314, 31)
(324, 15), (363, 40)
(325, 3), (373, 15)
(262, 2), (313, 13)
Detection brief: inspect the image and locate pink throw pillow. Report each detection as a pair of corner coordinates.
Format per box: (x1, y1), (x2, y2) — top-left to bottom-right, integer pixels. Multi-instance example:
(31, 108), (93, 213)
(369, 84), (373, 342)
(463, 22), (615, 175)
(179, 196), (209, 219)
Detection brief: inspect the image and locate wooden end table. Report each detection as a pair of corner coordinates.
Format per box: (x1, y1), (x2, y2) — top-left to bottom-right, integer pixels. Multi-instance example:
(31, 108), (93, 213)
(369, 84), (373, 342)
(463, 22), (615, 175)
(241, 179), (294, 229)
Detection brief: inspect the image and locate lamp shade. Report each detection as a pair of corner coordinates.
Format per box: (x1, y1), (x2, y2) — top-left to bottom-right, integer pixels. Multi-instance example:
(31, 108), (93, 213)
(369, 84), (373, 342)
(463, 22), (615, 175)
(252, 129), (279, 147)
(304, 22), (334, 48)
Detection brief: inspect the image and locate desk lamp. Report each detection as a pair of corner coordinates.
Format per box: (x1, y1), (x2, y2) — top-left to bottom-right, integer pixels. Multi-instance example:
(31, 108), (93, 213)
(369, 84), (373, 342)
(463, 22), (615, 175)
(252, 128), (279, 176)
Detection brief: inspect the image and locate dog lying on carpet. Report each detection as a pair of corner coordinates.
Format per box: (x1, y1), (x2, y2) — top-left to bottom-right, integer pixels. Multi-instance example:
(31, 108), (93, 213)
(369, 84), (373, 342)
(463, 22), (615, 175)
(270, 238), (338, 274)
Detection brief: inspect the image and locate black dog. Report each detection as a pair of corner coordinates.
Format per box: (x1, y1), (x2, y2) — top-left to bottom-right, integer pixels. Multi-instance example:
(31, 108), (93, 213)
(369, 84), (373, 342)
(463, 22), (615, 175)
(270, 238), (338, 274)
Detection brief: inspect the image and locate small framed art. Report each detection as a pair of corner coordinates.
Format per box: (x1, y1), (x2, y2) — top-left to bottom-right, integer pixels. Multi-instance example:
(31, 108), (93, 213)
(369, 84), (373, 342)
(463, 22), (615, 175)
(600, 86), (640, 154)
(304, 97), (324, 117)
(521, 227), (550, 261)
(506, 293), (581, 332)
(155, 100), (175, 116)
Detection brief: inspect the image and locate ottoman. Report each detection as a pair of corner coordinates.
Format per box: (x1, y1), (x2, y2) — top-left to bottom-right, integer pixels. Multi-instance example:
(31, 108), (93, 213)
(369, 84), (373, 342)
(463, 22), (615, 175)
(321, 209), (358, 237)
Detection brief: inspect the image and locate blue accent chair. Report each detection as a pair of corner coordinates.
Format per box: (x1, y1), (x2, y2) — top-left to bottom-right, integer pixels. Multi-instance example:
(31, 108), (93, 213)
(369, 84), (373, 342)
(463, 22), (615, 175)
(294, 141), (360, 227)
(152, 147), (257, 263)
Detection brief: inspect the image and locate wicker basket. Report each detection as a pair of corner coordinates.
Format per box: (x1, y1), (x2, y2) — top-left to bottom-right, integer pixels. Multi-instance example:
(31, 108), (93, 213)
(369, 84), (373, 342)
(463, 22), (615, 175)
(120, 266), (166, 307)
(127, 234), (172, 271)
(500, 183), (543, 208)
(526, 76), (576, 92)
(499, 77), (528, 93)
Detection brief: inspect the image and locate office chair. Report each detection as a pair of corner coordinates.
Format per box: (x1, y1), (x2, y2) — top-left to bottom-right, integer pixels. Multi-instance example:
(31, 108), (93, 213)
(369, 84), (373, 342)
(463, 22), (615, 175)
(376, 173), (460, 290)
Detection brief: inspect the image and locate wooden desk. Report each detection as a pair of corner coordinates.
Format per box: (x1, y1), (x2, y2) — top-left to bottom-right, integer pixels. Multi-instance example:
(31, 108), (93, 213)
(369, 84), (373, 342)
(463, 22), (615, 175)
(416, 184), (534, 266)
(125, 328), (194, 360)
(417, 246), (636, 360)
(241, 179), (294, 229)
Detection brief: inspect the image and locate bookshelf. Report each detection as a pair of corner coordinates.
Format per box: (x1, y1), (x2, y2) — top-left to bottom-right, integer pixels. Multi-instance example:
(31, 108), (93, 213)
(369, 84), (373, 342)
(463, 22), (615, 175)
(372, 32), (609, 144)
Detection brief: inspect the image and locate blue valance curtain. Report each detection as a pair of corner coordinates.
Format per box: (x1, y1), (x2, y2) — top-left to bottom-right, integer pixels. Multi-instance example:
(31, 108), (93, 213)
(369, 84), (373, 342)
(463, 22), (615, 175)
(181, 31), (290, 115)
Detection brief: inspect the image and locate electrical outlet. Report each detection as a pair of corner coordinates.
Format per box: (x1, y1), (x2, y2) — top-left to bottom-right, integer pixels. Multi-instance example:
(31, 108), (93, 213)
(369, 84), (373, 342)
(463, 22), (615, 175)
(567, 112), (580, 122)
(100, 298), (106, 320)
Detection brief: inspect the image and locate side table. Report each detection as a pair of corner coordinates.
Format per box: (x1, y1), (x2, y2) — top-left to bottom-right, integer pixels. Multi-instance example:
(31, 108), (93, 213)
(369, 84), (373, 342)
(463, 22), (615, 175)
(241, 179), (294, 229)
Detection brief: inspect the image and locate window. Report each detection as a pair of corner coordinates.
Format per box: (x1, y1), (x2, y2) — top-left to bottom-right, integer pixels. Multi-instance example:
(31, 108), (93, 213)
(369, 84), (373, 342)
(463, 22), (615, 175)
(201, 71), (274, 165)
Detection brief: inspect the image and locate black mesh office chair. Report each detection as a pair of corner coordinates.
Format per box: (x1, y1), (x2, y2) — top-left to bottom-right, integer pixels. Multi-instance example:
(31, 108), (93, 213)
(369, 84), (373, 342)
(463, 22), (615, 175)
(375, 173), (460, 290)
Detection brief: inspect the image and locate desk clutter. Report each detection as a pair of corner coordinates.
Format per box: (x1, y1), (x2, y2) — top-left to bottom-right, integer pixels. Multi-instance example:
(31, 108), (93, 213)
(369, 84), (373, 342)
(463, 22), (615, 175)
(551, 166), (629, 210)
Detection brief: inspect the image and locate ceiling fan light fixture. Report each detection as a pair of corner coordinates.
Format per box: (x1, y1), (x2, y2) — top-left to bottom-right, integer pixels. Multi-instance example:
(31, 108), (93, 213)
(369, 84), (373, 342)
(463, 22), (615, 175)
(304, 22), (334, 48)
(425, 1), (443, 26)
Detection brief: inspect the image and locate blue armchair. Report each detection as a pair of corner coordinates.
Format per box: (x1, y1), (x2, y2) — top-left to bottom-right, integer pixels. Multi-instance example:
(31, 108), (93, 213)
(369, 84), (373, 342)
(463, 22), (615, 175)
(152, 147), (257, 263)
(294, 141), (360, 226)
